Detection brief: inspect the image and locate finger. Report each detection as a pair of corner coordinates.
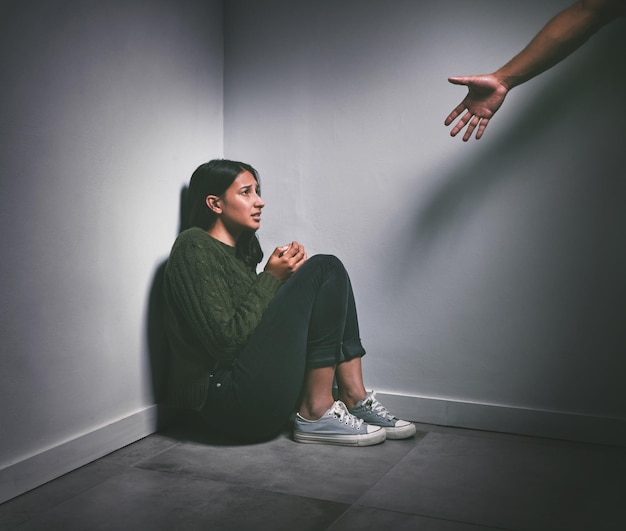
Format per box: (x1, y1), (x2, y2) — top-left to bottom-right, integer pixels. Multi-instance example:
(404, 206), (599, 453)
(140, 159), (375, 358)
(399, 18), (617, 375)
(293, 245), (306, 258)
(279, 242), (297, 257)
(294, 251), (307, 268)
(445, 102), (467, 125)
(462, 116), (479, 142)
(277, 244), (290, 257)
(475, 118), (489, 140)
(283, 247), (301, 262)
(450, 111), (472, 136)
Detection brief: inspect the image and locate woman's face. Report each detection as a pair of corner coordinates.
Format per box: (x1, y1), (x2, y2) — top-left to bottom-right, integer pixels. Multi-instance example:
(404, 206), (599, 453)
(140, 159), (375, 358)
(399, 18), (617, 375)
(216, 170), (265, 237)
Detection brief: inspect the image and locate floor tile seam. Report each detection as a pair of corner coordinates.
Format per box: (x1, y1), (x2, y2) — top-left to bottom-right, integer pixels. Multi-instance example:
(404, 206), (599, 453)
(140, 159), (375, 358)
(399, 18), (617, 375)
(347, 460), (410, 507)
(102, 440), (184, 468)
(131, 440), (426, 504)
(334, 433), (433, 508)
(128, 440), (185, 467)
(0, 462), (140, 529)
(2, 475), (351, 530)
(208, 475), (360, 506)
(359, 433), (433, 489)
(127, 463), (336, 502)
(323, 503), (354, 529)
(131, 464), (363, 507)
(431, 424), (626, 452)
(125, 467), (355, 510)
(250, 486), (353, 509)
(131, 461), (232, 486)
(67, 465), (257, 502)
(428, 427), (626, 467)
(348, 503), (517, 530)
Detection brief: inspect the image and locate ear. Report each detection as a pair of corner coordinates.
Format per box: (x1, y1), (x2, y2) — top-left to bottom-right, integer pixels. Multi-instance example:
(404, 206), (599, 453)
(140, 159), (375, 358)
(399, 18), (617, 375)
(205, 195), (222, 214)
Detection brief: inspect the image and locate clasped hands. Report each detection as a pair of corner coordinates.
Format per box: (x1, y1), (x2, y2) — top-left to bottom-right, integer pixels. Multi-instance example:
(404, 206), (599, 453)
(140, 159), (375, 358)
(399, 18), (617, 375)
(264, 241), (307, 282)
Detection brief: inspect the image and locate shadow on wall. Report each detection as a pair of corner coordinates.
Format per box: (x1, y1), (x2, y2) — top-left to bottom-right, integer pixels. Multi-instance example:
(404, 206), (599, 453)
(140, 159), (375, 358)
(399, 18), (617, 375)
(146, 185), (190, 429)
(385, 25), (626, 413)
(402, 28), (626, 273)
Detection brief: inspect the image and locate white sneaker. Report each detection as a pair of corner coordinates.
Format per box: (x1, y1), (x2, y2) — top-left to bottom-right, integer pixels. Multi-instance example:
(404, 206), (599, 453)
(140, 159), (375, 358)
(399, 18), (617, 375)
(294, 401), (386, 446)
(350, 391), (416, 440)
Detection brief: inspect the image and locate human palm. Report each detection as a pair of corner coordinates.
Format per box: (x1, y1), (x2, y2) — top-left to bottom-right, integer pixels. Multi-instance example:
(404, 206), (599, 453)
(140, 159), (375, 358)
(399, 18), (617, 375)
(445, 74), (509, 141)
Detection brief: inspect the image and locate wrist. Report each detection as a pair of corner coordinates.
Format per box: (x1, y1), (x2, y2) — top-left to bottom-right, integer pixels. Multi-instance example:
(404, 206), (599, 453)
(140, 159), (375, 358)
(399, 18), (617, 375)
(492, 69), (515, 92)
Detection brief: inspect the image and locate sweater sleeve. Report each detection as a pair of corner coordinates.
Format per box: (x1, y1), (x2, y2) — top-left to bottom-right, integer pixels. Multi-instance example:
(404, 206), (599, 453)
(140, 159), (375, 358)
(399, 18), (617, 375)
(164, 229), (281, 361)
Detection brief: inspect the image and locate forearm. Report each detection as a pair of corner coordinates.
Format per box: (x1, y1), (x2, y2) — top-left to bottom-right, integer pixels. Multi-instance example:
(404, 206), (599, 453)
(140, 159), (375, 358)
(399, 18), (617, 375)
(494, 0), (621, 89)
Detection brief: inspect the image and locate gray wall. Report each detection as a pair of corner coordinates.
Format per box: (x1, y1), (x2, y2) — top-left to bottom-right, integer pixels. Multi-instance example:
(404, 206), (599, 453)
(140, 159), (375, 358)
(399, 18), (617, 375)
(0, 0), (224, 502)
(224, 0), (626, 437)
(1, 0), (625, 505)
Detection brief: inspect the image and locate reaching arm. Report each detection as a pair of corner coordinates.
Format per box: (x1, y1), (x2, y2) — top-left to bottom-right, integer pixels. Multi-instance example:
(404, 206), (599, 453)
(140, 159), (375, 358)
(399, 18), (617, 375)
(496, 0), (623, 89)
(445, 0), (625, 141)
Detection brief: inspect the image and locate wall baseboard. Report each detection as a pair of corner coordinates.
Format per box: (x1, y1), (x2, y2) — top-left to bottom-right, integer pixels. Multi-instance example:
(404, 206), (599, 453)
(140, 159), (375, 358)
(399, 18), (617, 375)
(376, 392), (626, 447)
(0, 406), (158, 505)
(2, 396), (624, 505)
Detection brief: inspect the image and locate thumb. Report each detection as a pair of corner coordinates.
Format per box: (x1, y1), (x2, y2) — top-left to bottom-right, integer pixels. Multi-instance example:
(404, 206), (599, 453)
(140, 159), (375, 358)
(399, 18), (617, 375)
(448, 76), (470, 86)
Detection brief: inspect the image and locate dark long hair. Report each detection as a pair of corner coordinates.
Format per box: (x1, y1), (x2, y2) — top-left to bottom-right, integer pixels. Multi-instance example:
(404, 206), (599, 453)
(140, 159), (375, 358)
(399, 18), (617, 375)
(187, 159), (263, 268)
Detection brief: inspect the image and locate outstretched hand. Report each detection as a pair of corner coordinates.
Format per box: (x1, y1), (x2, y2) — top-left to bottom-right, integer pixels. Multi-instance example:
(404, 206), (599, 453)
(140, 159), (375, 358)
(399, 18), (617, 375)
(445, 74), (509, 141)
(264, 241), (307, 282)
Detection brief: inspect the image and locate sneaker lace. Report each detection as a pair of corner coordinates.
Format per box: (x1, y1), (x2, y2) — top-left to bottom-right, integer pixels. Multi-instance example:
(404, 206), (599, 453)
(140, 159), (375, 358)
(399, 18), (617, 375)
(365, 391), (395, 420)
(331, 401), (364, 429)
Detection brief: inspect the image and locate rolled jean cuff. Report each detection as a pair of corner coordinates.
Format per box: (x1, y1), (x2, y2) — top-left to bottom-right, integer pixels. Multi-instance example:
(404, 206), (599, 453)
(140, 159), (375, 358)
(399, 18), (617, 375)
(305, 339), (366, 369)
(342, 338), (366, 361)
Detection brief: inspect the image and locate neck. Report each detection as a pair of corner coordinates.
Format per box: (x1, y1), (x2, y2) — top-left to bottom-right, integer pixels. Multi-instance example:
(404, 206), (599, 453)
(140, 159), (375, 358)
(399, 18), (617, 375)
(206, 221), (238, 247)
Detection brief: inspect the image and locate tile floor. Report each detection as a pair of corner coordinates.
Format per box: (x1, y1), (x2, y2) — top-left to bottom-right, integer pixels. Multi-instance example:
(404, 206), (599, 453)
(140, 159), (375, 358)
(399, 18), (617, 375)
(1, 414), (625, 530)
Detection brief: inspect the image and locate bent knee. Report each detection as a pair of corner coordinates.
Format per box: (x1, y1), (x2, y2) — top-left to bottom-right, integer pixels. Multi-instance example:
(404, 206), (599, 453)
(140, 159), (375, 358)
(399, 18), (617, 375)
(308, 253), (344, 270)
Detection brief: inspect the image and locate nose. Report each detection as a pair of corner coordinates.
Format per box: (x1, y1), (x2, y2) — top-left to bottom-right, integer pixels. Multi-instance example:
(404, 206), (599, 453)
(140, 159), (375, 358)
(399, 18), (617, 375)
(256, 195), (265, 208)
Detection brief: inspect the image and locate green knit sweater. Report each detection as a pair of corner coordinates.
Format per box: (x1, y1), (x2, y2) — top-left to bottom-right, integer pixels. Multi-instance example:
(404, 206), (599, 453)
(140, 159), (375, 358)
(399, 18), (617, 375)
(162, 227), (282, 410)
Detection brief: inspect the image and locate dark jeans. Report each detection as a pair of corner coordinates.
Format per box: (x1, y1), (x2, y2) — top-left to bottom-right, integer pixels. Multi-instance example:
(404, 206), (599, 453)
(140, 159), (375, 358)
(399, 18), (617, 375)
(201, 254), (365, 441)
